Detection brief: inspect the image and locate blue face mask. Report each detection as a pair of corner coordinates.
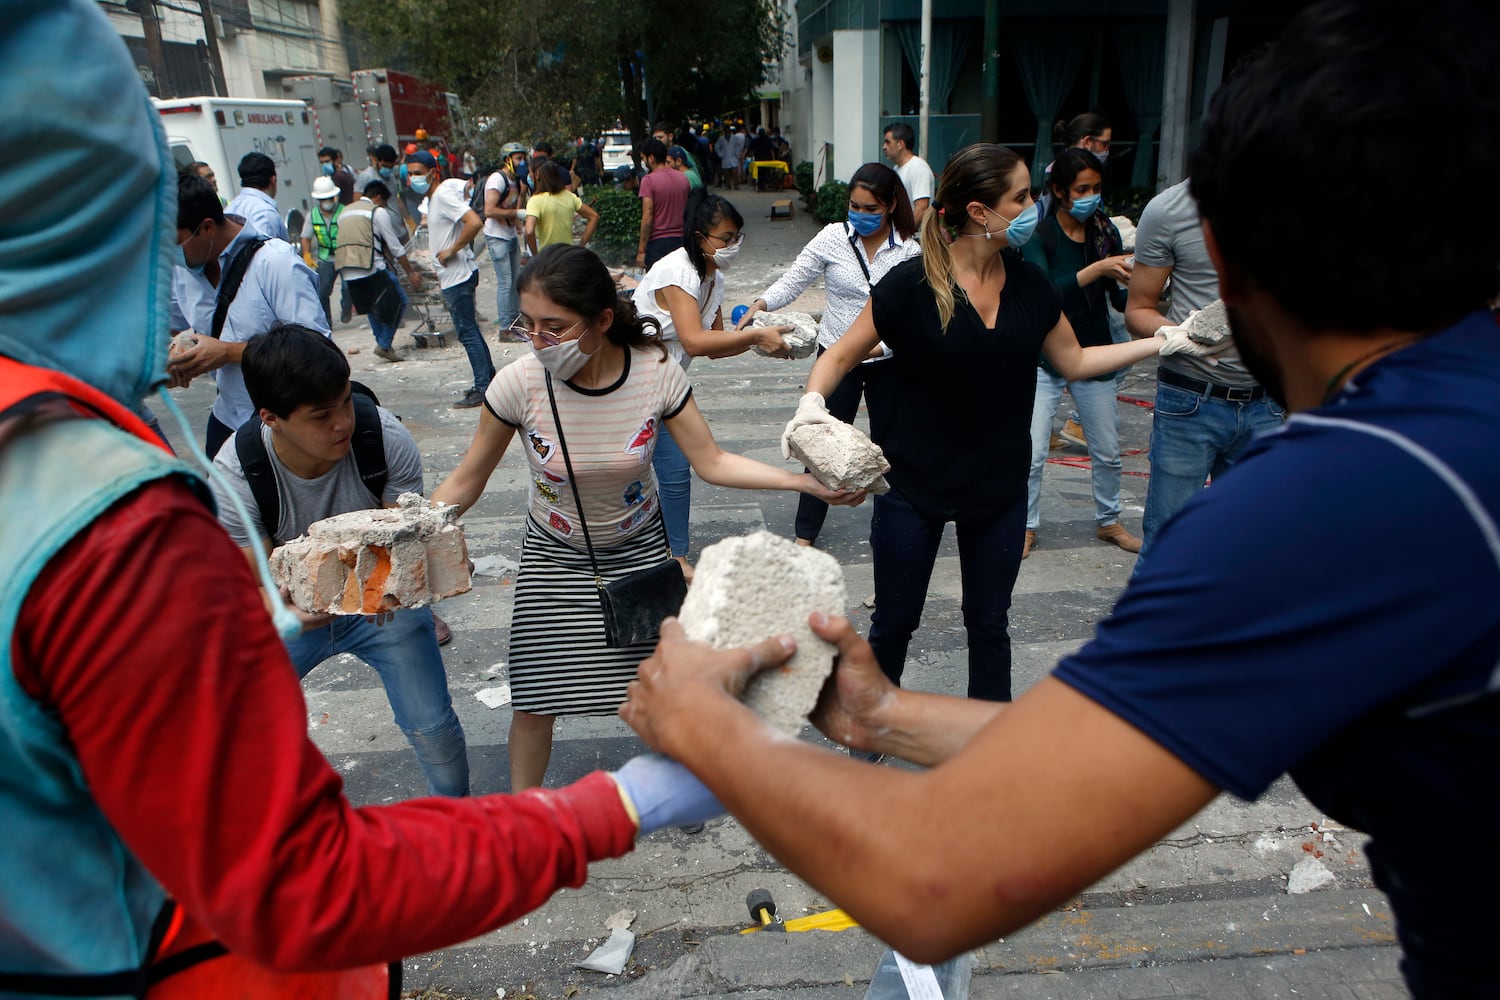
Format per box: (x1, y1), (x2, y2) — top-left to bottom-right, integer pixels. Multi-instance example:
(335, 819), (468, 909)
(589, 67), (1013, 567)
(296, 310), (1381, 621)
(409, 174), (431, 195)
(1067, 193), (1102, 221)
(990, 202), (1039, 249)
(847, 210), (883, 237)
(379, 165), (394, 178)
(321, 162), (335, 176)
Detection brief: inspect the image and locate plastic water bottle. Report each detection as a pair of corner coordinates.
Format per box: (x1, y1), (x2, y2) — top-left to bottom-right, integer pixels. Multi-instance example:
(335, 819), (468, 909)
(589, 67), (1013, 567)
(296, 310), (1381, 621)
(863, 949), (973, 999)
(731, 304), (749, 325)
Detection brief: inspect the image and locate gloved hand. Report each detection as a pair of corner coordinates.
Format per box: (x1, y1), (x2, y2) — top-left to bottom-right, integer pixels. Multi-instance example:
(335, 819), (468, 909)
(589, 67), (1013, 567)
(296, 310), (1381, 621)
(780, 391), (838, 460)
(610, 754), (725, 836)
(1155, 323), (1219, 363)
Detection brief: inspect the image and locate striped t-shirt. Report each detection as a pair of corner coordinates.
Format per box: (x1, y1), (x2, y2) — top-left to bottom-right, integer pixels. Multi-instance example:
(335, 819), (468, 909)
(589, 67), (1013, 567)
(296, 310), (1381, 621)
(485, 346), (692, 547)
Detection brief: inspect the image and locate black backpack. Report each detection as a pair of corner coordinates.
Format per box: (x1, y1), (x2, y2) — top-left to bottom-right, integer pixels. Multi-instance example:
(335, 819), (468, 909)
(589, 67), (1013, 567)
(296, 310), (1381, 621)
(234, 382), (387, 543)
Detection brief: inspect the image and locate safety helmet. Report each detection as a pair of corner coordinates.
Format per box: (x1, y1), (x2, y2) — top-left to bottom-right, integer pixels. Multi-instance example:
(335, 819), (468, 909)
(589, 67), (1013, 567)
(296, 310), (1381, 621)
(501, 141), (527, 156)
(415, 127), (429, 141)
(310, 176), (339, 200)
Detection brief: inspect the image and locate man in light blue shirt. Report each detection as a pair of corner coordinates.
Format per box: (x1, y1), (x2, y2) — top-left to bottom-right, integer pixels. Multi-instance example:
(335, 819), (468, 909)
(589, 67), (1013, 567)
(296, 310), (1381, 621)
(170, 173), (329, 456)
(224, 151), (289, 241)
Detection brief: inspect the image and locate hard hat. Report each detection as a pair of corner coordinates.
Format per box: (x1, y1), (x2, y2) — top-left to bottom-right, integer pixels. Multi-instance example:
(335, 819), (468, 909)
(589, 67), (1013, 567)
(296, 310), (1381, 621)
(501, 141), (527, 156)
(415, 128), (428, 141)
(311, 176), (339, 200)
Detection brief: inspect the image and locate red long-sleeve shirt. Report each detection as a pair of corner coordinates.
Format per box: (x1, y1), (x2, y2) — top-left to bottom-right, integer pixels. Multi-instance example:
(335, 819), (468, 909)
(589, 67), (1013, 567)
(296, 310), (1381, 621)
(10, 477), (638, 971)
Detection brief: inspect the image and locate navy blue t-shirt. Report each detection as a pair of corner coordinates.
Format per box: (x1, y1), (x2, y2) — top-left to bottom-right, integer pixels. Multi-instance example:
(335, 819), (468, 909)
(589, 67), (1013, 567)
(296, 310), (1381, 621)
(1054, 310), (1500, 997)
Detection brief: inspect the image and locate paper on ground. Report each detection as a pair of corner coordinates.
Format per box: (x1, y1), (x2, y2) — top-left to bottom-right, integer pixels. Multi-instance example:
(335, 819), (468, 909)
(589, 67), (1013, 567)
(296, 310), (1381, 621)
(578, 927), (635, 974)
(476, 685), (512, 709)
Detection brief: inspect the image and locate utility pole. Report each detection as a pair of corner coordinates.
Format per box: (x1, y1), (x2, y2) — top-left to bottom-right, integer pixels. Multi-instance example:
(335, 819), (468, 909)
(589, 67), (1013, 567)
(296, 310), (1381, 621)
(126, 0), (171, 98)
(980, 0), (999, 142)
(918, 0), (932, 157)
(198, 0), (229, 96)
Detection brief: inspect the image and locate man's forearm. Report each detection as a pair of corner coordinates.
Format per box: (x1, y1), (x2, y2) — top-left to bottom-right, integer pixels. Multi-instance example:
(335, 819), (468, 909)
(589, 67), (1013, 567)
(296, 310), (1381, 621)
(866, 688), (1006, 767)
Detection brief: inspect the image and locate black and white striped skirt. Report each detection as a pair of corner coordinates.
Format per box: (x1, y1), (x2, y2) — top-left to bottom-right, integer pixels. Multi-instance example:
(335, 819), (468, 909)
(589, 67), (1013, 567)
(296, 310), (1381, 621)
(507, 512), (672, 715)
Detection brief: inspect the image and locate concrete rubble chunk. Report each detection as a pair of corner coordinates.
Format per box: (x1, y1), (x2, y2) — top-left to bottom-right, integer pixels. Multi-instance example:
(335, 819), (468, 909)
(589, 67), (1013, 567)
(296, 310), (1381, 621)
(789, 422), (891, 494)
(168, 332), (199, 355)
(1286, 857), (1337, 895)
(1183, 298), (1230, 346)
(677, 531), (846, 735)
(270, 493), (471, 614)
(750, 310), (819, 359)
(1111, 215), (1137, 252)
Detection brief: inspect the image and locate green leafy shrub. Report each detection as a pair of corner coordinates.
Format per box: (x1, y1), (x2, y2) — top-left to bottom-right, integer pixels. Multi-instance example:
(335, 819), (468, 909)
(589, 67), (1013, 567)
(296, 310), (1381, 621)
(582, 185), (641, 265)
(814, 181), (849, 224)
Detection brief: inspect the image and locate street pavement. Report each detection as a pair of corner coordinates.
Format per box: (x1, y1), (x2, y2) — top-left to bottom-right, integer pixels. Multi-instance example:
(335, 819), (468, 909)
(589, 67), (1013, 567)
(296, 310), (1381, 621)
(162, 187), (1406, 999)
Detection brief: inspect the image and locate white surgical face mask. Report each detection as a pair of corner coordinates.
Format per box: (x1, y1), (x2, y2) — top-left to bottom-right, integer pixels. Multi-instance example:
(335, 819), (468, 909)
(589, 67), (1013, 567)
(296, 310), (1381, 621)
(532, 335), (595, 380)
(709, 242), (740, 270)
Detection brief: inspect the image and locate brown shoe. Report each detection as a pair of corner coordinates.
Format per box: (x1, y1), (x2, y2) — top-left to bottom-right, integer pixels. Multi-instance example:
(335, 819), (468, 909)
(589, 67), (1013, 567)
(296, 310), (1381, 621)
(433, 613), (452, 646)
(1059, 419), (1087, 448)
(1096, 522), (1142, 553)
(1022, 529), (1037, 559)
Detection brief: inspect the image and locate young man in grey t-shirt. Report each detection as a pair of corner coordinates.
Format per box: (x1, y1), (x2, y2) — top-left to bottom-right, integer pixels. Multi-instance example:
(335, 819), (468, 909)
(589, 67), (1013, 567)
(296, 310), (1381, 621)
(1124, 180), (1285, 562)
(211, 325), (469, 796)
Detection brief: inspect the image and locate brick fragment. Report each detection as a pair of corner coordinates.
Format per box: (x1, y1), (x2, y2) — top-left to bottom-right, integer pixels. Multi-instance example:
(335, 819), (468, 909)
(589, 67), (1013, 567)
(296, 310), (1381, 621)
(270, 494), (471, 614)
(789, 422), (891, 494)
(677, 531), (846, 734)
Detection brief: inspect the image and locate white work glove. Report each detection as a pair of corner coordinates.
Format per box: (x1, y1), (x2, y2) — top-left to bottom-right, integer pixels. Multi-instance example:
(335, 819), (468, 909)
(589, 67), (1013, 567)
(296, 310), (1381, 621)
(610, 754), (724, 836)
(780, 391), (839, 461)
(514, 206), (527, 219)
(1155, 323), (1220, 364)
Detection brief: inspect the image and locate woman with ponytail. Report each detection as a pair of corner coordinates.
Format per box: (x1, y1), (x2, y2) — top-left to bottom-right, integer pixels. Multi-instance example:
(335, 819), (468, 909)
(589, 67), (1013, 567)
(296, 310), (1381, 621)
(436, 244), (855, 790)
(781, 144), (1207, 708)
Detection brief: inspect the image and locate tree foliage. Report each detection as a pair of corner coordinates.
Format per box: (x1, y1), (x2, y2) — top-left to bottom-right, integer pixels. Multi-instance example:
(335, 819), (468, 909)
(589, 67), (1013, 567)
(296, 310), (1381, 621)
(341, 0), (785, 154)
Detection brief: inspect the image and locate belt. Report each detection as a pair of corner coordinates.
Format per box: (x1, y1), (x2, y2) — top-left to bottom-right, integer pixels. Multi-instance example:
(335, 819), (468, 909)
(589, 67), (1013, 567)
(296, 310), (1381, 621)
(1157, 367), (1267, 402)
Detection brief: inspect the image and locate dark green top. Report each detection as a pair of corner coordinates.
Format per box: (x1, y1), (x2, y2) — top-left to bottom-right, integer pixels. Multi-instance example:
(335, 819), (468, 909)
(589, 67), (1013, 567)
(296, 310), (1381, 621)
(1022, 212), (1127, 381)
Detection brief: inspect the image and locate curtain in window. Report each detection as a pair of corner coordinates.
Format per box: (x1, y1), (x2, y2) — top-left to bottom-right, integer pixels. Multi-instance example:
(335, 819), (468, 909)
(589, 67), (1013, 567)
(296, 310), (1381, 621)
(894, 20), (977, 117)
(1117, 19), (1166, 190)
(1008, 21), (1084, 183)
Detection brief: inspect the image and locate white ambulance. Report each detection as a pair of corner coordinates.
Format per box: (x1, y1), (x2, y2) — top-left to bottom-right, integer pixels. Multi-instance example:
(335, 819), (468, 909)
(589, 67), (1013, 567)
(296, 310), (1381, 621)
(154, 97), (322, 237)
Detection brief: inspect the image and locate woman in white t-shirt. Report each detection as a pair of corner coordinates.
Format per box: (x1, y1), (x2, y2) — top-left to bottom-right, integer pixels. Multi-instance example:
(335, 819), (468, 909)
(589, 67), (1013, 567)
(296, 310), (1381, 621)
(737, 163), (921, 547)
(433, 245), (856, 790)
(631, 190), (793, 578)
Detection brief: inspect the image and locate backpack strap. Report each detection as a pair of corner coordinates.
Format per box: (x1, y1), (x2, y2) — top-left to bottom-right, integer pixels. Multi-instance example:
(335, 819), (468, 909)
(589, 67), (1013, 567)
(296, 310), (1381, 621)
(210, 238), (270, 340)
(348, 386), (387, 504)
(234, 418), (281, 544)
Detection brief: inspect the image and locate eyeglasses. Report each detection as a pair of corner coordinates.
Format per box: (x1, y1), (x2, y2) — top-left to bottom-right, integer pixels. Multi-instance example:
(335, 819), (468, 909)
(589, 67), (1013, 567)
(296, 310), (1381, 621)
(507, 316), (583, 347)
(701, 231), (744, 248)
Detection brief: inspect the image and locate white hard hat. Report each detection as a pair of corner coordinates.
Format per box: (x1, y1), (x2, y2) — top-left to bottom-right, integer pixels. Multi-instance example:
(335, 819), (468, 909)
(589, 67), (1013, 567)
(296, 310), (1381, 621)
(311, 176), (339, 200)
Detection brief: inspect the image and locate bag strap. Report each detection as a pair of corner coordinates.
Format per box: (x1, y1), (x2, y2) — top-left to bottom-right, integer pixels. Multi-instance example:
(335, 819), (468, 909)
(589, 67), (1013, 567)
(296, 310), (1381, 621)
(543, 371), (602, 587)
(349, 389), (387, 503)
(210, 237), (269, 340)
(843, 222), (872, 287)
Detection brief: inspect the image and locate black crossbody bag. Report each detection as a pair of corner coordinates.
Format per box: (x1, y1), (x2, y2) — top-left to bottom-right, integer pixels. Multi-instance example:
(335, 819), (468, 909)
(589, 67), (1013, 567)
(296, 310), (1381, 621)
(545, 371), (687, 647)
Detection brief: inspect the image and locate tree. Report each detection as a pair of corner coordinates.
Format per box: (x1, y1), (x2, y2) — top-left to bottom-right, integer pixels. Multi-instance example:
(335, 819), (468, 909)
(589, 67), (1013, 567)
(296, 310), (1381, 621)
(340, 0), (784, 151)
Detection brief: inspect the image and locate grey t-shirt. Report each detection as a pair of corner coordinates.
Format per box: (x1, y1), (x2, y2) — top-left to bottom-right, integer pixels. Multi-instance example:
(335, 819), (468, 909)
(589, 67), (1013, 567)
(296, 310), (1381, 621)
(211, 405), (423, 547)
(1135, 180), (1256, 388)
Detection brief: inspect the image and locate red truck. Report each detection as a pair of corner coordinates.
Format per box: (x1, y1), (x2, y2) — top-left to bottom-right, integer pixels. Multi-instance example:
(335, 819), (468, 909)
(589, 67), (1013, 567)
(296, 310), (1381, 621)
(351, 68), (467, 151)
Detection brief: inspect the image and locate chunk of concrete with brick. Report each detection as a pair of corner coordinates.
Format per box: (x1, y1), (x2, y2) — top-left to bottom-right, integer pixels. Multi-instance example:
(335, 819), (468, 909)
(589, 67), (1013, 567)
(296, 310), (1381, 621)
(788, 422), (891, 494)
(750, 310), (819, 359)
(1183, 298), (1230, 346)
(677, 531), (847, 735)
(270, 493), (471, 614)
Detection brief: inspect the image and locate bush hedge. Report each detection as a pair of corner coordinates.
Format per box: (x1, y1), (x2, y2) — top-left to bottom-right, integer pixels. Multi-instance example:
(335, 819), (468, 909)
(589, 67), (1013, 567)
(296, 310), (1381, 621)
(814, 181), (850, 224)
(581, 185), (641, 265)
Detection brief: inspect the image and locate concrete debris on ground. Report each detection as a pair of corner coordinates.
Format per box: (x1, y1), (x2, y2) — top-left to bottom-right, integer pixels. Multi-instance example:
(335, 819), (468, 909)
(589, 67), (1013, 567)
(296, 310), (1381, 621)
(789, 422), (891, 494)
(750, 310), (819, 359)
(677, 531), (846, 734)
(271, 493), (471, 614)
(1287, 856), (1337, 894)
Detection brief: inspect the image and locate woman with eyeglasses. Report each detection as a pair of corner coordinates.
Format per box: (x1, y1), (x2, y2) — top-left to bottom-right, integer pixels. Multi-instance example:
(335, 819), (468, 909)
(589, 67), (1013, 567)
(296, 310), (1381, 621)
(433, 244), (856, 791)
(631, 189), (794, 580)
(735, 162), (921, 549)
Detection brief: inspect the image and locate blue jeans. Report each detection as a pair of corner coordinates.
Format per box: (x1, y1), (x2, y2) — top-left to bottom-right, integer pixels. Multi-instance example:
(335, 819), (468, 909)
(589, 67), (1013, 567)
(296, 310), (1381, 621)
(1139, 380), (1286, 562)
(316, 258), (350, 327)
(486, 235), (520, 329)
(285, 607), (469, 797)
(868, 486), (1026, 702)
(440, 271), (496, 391)
(1027, 370), (1123, 530)
(652, 423), (691, 557)
(364, 270), (402, 350)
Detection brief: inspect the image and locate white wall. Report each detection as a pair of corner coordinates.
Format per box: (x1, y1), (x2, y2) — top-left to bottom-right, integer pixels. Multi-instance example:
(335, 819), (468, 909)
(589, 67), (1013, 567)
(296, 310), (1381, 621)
(831, 28), (879, 182)
(810, 50), (835, 185)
